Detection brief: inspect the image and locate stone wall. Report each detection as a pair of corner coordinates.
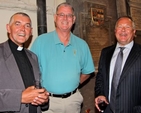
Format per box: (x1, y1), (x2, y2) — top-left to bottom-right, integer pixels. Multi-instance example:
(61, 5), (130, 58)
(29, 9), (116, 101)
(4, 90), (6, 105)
(66, 0), (141, 113)
(66, 1), (117, 112)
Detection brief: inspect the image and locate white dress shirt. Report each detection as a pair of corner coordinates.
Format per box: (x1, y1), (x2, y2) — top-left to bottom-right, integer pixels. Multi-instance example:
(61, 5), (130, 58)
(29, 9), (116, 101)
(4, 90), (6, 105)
(108, 41), (133, 101)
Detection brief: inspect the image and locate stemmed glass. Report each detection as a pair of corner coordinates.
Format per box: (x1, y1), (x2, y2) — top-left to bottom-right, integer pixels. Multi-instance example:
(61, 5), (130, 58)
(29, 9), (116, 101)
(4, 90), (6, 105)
(98, 101), (107, 113)
(34, 79), (43, 89)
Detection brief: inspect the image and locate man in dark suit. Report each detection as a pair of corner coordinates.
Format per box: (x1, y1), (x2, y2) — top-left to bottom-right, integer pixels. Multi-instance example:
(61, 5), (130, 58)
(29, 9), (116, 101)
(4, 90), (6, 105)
(94, 16), (141, 113)
(0, 12), (49, 113)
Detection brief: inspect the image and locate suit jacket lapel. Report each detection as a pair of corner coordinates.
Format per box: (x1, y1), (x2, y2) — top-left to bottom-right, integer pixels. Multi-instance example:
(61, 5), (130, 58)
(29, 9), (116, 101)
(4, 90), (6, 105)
(25, 50), (40, 81)
(4, 41), (25, 89)
(119, 43), (141, 84)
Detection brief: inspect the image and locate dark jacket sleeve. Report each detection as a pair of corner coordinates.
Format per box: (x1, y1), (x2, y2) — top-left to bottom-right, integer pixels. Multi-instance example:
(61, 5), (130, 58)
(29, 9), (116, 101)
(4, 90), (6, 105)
(40, 101), (49, 111)
(95, 49), (105, 97)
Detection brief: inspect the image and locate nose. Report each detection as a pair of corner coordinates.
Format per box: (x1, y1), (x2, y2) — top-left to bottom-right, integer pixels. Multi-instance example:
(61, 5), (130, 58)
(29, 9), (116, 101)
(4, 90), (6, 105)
(20, 25), (25, 31)
(121, 27), (126, 31)
(63, 15), (68, 19)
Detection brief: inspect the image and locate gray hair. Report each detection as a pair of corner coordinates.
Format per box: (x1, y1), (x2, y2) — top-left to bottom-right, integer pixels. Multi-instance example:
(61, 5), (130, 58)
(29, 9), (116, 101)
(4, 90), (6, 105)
(9, 12), (32, 26)
(115, 16), (135, 29)
(56, 2), (75, 15)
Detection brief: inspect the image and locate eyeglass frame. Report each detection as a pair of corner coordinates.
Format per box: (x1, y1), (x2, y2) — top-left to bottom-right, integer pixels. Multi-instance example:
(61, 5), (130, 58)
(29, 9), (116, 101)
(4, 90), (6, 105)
(56, 13), (74, 19)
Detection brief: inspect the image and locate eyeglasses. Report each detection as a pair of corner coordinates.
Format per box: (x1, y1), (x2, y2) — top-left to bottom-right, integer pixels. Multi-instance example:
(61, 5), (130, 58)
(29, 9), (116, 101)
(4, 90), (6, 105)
(116, 25), (133, 30)
(56, 13), (74, 19)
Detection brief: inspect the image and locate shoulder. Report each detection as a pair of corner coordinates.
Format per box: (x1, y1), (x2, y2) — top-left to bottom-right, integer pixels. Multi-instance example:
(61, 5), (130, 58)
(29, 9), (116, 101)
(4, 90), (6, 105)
(0, 41), (8, 48)
(34, 31), (55, 42)
(0, 42), (4, 49)
(131, 43), (141, 55)
(0, 42), (5, 57)
(71, 33), (85, 42)
(102, 45), (115, 51)
(0, 41), (9, 53)
(100, 45), (116, 56)
(71, 33), (88, 46)
(25, 49), (38, 59)
(133, 43), (141, 49)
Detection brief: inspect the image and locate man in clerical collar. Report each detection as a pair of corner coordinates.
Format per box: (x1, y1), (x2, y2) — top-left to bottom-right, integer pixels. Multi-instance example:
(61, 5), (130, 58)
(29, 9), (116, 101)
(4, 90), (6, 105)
(0, 12), (49, 113)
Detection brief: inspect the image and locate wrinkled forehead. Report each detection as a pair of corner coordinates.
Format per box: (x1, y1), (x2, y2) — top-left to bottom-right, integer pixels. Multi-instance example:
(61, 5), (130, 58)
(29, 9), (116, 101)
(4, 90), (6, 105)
(115, 17), (134, 28)
(9, 14), (32, 26)
(10, 13), (31, 22)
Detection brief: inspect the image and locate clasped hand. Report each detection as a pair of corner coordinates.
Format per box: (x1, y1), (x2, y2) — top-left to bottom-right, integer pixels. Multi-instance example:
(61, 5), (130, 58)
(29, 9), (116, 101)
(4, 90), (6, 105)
(22, 86), (49, 106)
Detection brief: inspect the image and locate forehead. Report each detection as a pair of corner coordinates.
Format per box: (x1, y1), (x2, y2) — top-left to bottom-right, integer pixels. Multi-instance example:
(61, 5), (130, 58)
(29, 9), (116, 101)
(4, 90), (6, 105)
(57, 5), (73, 13)
(117, 18), (132, 25)
(12, 14), (31, 23)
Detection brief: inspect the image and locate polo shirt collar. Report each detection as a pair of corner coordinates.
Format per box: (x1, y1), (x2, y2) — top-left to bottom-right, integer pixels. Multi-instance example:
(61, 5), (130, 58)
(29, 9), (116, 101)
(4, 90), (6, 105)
(53, 30), (72, 46)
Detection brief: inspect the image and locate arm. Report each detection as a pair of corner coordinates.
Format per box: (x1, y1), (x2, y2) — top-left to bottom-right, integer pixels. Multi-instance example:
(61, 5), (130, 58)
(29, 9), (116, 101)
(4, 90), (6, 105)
(0, 86), (49, 111)
(0, 89), (22, 111)
(80, 74), (90, 84)
(80, 42), (95, 84)
(94, 48), (110, 111)
(95, 49), (106, 97)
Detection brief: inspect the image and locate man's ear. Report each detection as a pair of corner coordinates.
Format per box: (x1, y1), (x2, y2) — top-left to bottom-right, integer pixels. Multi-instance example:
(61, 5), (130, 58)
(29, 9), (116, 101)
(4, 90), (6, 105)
(72, 16), (76, 24)
(54, 14), (57, 23)
(6, 24), (11, 33)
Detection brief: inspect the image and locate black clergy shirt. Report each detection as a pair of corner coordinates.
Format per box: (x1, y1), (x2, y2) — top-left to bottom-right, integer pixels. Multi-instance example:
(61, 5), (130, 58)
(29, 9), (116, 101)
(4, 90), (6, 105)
(8, 39), (37, 113)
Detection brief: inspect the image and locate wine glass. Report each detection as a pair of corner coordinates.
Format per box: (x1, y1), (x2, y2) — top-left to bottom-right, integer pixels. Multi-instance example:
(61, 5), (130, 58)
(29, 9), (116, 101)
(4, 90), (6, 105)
(34, 79), (42, 89)
(98, 101), (107, 113)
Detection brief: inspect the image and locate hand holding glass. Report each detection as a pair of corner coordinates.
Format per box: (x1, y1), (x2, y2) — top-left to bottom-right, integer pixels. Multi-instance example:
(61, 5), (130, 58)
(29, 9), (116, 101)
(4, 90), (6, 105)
(98, 101), (107, 112)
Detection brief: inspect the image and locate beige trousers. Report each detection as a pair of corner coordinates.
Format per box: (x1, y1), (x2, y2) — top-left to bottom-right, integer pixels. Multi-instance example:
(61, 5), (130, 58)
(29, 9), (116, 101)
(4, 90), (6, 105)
(42, 90), (83, 113)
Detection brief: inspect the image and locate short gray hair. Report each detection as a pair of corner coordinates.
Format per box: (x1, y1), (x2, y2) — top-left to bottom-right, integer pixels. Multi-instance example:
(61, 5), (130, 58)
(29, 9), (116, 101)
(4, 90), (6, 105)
(9, 12), (32, 26)
(56, 2), (74, 15)
(115, 16), (135, 29)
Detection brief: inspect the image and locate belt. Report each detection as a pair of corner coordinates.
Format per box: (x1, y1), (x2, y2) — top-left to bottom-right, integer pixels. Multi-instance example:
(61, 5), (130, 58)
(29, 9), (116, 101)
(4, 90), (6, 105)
(49, 88), (77, 98)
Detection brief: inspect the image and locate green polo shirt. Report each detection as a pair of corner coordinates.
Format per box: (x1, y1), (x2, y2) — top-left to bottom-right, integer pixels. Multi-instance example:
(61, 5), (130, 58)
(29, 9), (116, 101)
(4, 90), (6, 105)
(31, 30), (95, 94)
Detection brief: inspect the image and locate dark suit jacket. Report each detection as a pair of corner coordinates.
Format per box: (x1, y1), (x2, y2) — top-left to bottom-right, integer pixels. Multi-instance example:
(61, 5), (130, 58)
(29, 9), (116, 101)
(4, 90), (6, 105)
(95, 42), (141, 113)
(0, 41), (42, 113)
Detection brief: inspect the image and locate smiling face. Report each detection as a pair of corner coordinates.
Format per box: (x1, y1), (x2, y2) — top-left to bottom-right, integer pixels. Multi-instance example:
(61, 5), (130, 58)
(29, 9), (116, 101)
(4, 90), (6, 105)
(6, 13), (32, 46)
(115, 17), (136, 46)
(54, 4), (76, 33)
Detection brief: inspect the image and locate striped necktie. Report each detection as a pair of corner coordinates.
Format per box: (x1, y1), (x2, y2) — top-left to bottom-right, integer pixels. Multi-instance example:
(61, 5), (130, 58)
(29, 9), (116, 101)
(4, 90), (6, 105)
(110, 47), (125, 112)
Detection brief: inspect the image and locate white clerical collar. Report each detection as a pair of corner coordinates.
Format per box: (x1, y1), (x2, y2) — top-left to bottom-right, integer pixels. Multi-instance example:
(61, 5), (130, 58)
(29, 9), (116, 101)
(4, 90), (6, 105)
(17, 46), (23, 51)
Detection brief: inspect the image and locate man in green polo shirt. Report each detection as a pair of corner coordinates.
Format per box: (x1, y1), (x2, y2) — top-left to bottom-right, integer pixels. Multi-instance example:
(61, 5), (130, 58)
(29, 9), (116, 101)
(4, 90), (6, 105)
(31, 2), (95, 113)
